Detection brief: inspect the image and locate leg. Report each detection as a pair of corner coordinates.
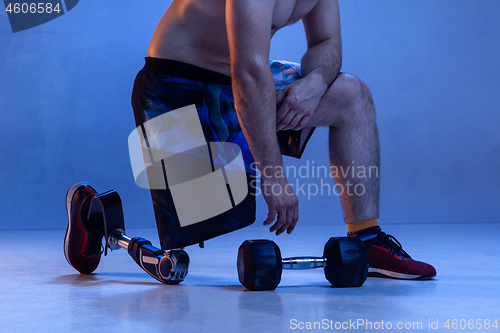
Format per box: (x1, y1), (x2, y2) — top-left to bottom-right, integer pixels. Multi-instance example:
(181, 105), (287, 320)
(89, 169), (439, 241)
(306, 74), (436, 280)
(131, 58), (256, 250)
(64, 182), (189, 283)
(306, 73), (379, 223)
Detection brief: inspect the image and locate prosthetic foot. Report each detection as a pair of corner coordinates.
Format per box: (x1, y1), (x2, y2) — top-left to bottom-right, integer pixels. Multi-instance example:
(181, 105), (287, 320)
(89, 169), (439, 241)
(66, 183), (189, 284)
(107, 229), (189, 284)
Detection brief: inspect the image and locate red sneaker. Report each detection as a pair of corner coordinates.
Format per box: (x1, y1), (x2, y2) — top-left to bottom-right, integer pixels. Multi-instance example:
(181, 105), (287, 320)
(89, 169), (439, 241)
(64, 183), (104, 274)
(364, 232), (436, 280)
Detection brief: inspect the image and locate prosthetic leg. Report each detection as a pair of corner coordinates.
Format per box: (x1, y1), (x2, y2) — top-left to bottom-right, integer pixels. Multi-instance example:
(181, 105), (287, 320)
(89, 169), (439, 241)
(87, 189), (189, 284)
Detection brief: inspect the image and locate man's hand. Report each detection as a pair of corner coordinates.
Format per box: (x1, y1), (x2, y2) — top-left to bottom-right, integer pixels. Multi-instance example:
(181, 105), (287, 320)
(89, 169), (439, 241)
(276, 72), (328, 131)
(261, 175), (299, 235)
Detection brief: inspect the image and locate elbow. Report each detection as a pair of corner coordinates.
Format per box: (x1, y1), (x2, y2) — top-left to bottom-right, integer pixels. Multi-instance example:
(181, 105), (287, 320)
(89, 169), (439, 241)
(230, 59), (272, 87)
(329, 39), (342, 72)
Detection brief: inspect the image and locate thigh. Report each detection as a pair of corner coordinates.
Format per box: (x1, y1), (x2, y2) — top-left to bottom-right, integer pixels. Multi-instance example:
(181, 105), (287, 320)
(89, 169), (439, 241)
(131, 69), (256, 250)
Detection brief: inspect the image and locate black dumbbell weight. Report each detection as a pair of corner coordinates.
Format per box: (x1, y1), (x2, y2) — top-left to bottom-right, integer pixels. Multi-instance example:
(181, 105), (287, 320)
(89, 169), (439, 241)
(237, 237), (369, 291)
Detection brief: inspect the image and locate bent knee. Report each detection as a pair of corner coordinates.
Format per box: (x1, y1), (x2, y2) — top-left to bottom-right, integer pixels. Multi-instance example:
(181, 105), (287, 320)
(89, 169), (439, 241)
(325, 73), (375, 123)
(325, 74), (373, 106)
(340, 73), (373, 107)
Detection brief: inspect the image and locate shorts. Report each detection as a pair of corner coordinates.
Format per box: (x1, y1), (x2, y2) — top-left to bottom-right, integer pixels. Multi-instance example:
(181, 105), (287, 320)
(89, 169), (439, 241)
(131, 57), (314, 249)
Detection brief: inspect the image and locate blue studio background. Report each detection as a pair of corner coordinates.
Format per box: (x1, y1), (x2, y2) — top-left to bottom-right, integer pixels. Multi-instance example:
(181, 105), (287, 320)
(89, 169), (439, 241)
(0, 0), (499, 231)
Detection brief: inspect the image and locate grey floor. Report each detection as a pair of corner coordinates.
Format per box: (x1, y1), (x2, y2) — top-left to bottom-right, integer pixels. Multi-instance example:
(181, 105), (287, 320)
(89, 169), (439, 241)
(1, 223), (499, 333)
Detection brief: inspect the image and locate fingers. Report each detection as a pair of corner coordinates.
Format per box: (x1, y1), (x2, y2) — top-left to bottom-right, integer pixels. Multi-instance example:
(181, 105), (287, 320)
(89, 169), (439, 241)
(287, 206), (299, 234)
(291, 117), (309, 131)
(263, 208), (276, 226)
(276, 102), (291, 130)
(277, 205), (298, 235)
(276, 113), (295, 131)
(269, 208), (286, 234)
(276, 96), (312, 131)
(277, 101), (301, 130)
(275, 88), (288, 125)
(280, 114), (302, 131)
(276, 88), (287, 104)
(261, 179), (298, 236)
(275, 219), (289, 236)
(269, 199), (299, 236)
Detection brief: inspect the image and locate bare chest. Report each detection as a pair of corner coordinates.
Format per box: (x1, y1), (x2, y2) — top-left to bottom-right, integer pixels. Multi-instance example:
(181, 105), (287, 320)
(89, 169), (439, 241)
(272, 0), (319, 31)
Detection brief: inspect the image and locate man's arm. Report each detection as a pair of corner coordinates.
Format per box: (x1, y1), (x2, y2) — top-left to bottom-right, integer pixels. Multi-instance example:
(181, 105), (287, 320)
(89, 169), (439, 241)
(301, 0), (342, 85)
(226, 0), (299, 235)
(276, 0), (342, 130)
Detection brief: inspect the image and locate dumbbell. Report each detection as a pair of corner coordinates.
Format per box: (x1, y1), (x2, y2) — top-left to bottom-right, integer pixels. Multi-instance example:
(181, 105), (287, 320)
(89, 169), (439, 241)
(237, 237), (369, 290)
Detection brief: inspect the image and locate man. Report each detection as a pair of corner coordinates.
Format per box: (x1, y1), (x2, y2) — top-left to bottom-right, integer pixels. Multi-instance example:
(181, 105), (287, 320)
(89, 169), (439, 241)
(65, 0), (436, 279)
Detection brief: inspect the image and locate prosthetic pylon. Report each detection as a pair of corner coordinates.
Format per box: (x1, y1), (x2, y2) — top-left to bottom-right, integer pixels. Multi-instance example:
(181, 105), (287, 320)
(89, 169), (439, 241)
(87, 189), (189, 284)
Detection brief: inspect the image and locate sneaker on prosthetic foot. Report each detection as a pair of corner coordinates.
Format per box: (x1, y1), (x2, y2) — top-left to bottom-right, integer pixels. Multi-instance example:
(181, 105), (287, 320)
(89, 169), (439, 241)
(64, 182), (104, 274)
(351, 227), (436, 280)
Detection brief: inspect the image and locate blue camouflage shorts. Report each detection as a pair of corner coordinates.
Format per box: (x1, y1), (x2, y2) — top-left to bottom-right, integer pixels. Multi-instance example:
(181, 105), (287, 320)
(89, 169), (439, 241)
(131, 58), (315, 250)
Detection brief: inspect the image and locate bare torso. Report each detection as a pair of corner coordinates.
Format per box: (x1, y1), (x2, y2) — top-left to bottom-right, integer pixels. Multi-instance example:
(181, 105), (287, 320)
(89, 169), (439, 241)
(148, 0), (319, 76)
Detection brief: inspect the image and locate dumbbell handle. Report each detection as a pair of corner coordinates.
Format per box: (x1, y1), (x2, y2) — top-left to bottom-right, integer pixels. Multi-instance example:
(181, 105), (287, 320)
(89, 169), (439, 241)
(282, 257), (326, 270)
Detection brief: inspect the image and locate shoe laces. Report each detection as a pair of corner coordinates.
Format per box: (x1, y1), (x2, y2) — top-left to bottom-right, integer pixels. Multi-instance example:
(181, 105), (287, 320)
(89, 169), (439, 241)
(82, 230), (104, 257)
(378, 232), (411, 259)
